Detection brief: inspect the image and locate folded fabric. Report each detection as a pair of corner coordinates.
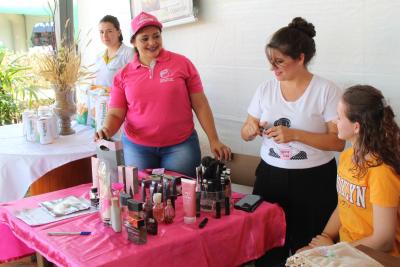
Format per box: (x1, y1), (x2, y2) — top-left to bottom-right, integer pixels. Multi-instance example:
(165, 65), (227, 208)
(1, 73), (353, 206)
(286, 242), (383, 267)
(39, 196), (90, 217)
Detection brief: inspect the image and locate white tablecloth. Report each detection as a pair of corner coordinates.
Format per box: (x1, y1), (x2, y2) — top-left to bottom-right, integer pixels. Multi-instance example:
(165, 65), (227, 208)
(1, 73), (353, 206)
(0, 123), (96, 202)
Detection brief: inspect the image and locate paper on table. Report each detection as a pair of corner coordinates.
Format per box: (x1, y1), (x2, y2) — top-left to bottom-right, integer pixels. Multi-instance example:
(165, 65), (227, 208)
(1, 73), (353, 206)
(14, 206), (97, 226)
(39, 196), (90, 217)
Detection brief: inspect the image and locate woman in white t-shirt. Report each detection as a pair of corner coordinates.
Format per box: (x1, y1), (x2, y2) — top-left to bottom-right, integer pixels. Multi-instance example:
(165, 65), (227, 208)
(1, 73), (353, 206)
(241, 17), (345, 266)
(95, 15), (134, 88)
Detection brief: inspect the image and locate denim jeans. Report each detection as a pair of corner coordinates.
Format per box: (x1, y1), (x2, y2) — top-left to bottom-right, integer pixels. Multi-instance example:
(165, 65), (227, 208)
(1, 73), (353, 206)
(121, 130), (201, 177)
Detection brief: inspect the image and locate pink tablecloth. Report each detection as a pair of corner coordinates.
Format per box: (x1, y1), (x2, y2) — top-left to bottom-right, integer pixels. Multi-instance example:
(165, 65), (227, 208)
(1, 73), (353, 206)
(0, 183), (285, 267)
(0, 223), (34, 263)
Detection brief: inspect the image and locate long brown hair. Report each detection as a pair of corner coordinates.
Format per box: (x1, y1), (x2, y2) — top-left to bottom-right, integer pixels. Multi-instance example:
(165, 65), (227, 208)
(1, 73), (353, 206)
(342, 85), (400, 176)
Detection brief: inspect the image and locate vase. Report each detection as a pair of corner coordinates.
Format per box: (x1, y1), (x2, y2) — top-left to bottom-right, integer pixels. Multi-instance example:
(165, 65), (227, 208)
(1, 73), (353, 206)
(53, 85), (77, 135)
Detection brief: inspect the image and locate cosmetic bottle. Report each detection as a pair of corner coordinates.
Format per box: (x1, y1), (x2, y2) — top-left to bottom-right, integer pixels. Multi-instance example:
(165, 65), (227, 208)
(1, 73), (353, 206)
(111, 182), (124, 201)
(126, 199), (147, 244)
(90, 187), (99, 208)
(195, 167), (201, 217)
(119, 193), (131, 239)
(170, 177), (179, 209)
(111, 197), (122, 232)
(152, 193), (164, 223)
(215, 199), (221, 219)
(126, 218), (147, 244)
(120, 193), (132, 224)
(144, 196), (158, 235)
(162, 179), (169, 204)
(98, 160), (112, 224)
(149, 181), (158, 205)
(224, 169), (232, 214)
(164, 198), (175, 224)
(181, 178), (197, 224)
(141, 180), (147, 202)
(127, 199), (144, 220)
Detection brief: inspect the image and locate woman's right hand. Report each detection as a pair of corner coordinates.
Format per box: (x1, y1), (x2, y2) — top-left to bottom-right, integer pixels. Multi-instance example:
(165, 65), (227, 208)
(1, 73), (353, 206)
(241, 115), (264, 141)
(242, 122), (260, 141)
(94, 127), (110, 141)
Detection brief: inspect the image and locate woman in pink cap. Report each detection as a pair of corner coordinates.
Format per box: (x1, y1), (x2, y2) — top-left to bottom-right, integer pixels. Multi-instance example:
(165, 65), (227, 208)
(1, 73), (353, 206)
(95, 12), (231, 177)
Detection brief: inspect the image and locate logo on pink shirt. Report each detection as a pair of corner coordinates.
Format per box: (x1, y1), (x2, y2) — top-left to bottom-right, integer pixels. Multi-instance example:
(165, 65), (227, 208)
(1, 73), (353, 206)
(160, 69), (174, 83)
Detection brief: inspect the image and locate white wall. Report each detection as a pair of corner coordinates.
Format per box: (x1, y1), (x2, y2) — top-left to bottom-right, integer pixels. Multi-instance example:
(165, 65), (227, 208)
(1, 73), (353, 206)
(78, 0), (400, 156)
(0, 14), (27, 51)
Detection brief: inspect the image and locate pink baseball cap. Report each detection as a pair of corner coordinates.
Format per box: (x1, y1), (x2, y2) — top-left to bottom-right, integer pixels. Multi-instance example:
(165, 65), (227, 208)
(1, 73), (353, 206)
(131, 11), (163, 36)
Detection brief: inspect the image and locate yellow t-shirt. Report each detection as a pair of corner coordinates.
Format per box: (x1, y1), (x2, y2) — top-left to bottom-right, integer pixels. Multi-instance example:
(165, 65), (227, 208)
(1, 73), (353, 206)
(337, 148), (400, 256)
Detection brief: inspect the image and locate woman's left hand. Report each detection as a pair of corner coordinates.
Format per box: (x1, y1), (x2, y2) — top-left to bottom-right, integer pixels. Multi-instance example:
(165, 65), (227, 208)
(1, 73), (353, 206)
(265, 125), (296, 143)
(210, 140), (232, 161)
(309, 234), (334, 248)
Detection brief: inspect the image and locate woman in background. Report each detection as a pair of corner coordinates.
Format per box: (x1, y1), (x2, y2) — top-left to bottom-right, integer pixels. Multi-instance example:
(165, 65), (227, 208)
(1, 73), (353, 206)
(94, 15), (134, 88)
(241, 17), (345, 266)
(301, 85), (400, 256)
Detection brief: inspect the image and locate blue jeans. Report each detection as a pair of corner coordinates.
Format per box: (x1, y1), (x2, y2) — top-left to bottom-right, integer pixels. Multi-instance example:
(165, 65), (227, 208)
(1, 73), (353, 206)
(121, 130), (201, 177)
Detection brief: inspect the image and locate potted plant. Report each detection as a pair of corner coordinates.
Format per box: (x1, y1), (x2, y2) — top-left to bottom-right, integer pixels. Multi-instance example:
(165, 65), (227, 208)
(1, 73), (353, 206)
(0, 49), (29, 125)
(32, 16), (93, 135)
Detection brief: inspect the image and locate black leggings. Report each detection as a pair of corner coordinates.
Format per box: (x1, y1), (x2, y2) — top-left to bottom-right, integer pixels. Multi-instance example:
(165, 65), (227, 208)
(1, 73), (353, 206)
(253, 159), (337, 264)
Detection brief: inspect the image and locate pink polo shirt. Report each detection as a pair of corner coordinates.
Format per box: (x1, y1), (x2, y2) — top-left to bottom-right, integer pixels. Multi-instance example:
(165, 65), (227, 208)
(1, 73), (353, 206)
(109, 49), (203, 147)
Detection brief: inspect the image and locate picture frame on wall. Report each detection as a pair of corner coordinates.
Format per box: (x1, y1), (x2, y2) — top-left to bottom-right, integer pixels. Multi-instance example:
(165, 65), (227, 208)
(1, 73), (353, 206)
(130, 0), (198, 28)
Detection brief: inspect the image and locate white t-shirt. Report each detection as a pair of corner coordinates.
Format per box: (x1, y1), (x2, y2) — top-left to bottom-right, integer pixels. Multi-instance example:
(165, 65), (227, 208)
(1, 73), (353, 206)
(247, 75), (342, 169)
(94, 43), (134, 87)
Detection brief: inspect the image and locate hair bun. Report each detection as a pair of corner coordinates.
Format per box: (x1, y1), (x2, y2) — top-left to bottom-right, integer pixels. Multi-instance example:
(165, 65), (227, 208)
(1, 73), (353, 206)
(288, 17), (316, 38)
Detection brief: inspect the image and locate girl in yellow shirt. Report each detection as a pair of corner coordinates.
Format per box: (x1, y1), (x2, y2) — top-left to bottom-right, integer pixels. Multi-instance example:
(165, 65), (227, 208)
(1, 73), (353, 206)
(300, 85), (400, 256)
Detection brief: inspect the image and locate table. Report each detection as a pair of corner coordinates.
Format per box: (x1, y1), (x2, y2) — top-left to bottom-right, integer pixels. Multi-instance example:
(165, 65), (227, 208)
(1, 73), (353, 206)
(356, 245), (400, 267)
(0, 123), (96, 203)
(0, 183), (286, 267)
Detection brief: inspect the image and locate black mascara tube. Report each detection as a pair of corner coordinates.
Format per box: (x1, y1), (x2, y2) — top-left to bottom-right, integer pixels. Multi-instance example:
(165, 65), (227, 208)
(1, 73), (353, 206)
(215, 201), (221, 219)
(225, 197), (230, 215)
(141, 180), (146, 203)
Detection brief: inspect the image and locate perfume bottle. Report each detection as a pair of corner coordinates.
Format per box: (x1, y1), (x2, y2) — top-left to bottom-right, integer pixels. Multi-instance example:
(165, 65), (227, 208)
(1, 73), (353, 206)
(152, 193), (164, 223)
(120, 193), (132, 224)
(112, 182), (124, 200)
(127, 199), (143, 220)
(144, 196), (158, 235)
(126, 199), (147, 244)
(164, 198), (175, 224)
